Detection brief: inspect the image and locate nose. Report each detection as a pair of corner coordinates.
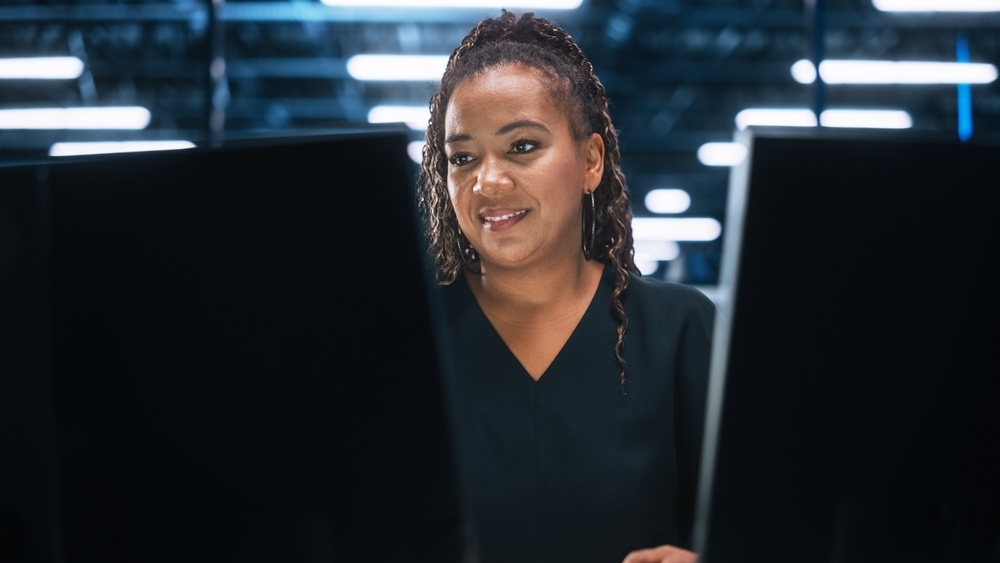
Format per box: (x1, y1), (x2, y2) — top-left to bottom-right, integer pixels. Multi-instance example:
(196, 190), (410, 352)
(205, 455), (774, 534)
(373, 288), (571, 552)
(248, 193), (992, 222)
(473, 156), (513, 198)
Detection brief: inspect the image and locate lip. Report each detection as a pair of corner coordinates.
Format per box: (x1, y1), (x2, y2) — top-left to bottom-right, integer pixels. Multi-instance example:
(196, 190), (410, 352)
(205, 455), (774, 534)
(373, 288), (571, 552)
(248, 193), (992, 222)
(480, 208), (528, 231)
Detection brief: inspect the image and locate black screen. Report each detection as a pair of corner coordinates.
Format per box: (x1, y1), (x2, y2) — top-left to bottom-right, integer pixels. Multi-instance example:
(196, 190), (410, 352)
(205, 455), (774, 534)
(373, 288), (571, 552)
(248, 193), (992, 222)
(695, 128), (1000, 563)
(0, 130), (472, 563)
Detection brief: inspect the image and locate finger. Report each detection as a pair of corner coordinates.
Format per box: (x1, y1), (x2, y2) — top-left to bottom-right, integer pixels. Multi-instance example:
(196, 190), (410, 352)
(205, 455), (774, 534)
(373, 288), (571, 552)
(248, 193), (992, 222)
(622, 546), (669, 563)
(622, 545), (698, 563)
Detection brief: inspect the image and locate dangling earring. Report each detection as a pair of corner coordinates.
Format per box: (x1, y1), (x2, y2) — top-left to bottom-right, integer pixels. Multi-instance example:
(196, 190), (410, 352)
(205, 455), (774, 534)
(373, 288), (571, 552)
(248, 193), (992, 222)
(457, 231), (482, 274)
(582, 191), (596, 261)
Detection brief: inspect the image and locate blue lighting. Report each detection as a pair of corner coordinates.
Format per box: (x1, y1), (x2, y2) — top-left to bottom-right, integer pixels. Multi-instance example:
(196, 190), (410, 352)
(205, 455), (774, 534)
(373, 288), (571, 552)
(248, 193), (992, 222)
(957, 32), (973, 142)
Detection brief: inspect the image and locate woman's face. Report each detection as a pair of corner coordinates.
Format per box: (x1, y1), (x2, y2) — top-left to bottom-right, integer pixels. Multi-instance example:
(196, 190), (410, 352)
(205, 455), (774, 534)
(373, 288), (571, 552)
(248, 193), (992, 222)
(444, 64), (604, 273)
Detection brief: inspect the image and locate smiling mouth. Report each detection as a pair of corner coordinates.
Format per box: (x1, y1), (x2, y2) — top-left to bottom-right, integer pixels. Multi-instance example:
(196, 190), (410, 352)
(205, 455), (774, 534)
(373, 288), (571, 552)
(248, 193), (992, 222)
(481, 209), (527, 223)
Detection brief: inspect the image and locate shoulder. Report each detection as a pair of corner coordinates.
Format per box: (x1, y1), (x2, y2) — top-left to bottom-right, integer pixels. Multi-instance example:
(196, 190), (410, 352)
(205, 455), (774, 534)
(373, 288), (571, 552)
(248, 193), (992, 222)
(622, 272), (717, 321)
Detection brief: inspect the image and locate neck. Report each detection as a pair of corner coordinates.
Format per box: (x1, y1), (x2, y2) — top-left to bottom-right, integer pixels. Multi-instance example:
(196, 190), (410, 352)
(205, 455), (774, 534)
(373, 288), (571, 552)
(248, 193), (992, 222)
(464, 255), (605, 320)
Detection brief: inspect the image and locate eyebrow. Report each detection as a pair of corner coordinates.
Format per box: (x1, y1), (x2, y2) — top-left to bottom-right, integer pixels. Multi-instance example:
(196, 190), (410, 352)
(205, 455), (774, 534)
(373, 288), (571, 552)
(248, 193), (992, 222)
(445, 119), (551, 145)
(496, 119), (550, 137)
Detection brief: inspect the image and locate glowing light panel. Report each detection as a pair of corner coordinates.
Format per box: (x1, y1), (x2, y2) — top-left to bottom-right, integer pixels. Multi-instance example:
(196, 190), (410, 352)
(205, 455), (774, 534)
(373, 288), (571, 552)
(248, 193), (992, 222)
(631, 217), (722, 242)
(347, 55), (449, 81)
(408, 140), (426, 164)
(820, 109), (912, 129)
(0, 107), (151, 130)
(49, 140), (195, 156)
(735, 108), (818, 130)
(873, 0), (1000, 11)
(697, 143), (747, 167)
(792, 59), (998, 84)
(644, 189), (691, 214)
(368, 105), (430, 130)
(735, 108), (912, 130)
(0, 56), (84, 79)
(323, 0), (582, 7)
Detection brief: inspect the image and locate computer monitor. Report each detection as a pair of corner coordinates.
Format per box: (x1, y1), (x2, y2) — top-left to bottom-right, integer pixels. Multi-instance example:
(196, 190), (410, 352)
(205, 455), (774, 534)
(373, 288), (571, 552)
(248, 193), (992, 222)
(695, 128), (1000, 563)
(0, 130), (472, 562)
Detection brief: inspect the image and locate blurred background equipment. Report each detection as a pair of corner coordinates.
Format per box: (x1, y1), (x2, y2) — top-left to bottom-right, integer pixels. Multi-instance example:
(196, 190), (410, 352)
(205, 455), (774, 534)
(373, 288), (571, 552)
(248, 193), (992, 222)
(1, 0), (998, 285)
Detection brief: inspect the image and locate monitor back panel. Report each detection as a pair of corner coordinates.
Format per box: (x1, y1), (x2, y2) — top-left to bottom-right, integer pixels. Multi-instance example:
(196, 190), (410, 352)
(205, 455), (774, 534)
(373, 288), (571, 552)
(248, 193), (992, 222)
(0, 131), (470, 563)
(696, 129), (1000, 563)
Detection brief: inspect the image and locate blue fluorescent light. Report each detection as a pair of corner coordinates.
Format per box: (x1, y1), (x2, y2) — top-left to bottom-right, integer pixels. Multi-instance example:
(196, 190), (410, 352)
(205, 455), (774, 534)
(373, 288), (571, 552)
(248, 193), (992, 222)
(873, 0), (1000, 11)
(0, 107), (151, 130)
(634, 240), (681, 272)
(368, 105), (430, 130)
(407, 140), (425, 164)
(0, 56), (84, 79)
(957, 32), (974, 142)
(644, 189), (692, 214)
(735, 108), (818, 129)
(49, 140), (196, 157)
(791, 59), (998, 84)
(734, 108), (911, 133)
(819, 109), (912, 129)
(323, 0), (582, 7)
(347, 55), (448, 81)
(697, 142), (748, 167)
(736, 108), (913, 131)
(631, 217), (722, 242)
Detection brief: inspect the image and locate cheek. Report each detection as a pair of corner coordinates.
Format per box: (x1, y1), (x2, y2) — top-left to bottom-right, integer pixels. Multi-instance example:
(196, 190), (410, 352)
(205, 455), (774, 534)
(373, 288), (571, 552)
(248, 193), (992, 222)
(447, 178), (462, 208)
(448, 171), (476, 205)
(447, 180), (474, 227)
(549, 159), (586, 197)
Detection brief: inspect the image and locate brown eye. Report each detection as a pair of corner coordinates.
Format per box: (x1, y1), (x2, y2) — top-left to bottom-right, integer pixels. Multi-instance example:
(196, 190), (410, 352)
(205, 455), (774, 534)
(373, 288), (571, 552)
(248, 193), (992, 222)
(510, 140), (538, 154)
(448, 153), (474, 166)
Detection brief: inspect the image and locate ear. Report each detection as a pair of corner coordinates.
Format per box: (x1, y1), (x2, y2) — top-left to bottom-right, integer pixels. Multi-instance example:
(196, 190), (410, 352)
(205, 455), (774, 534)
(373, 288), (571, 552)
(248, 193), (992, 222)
(583, 132), (605, 194)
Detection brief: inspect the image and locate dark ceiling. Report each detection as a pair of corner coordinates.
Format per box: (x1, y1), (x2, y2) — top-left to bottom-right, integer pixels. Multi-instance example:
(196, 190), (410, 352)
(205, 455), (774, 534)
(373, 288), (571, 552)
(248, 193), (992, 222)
(2, 0), (998, 285)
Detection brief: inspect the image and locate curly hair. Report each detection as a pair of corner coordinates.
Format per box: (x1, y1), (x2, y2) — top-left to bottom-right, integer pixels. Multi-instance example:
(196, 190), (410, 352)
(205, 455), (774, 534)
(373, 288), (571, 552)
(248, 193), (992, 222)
(415, 9), (640, 389)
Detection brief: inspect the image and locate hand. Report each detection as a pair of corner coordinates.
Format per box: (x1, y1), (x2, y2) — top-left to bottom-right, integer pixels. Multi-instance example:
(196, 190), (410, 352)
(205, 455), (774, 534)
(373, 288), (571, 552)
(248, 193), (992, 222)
(621, 544), (698, 563)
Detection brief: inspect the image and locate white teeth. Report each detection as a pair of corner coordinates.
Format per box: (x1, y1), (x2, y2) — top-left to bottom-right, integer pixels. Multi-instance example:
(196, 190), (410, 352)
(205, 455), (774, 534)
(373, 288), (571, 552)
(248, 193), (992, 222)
(483, 210), (526, 222)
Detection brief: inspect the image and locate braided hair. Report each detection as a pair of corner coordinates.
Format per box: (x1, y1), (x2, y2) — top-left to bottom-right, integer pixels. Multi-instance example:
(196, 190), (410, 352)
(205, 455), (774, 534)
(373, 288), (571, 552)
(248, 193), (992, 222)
(416, 10), (640, 389)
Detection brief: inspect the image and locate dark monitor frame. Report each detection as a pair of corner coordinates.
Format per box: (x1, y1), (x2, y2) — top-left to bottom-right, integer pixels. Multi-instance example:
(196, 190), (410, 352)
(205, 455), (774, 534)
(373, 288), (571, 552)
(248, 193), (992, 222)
(694, 127), (1000, 563)
(0, 129), (472, 563)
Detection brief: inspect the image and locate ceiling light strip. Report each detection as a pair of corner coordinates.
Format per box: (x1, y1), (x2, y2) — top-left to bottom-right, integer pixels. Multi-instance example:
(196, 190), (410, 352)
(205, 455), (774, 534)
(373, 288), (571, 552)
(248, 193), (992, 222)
(347, 55), (448, 81)
(49, 140), (195, 157)
(0, 107), (151, 130)
(736, 108), (912, 130)
(792, 59), (998, 84)
(873, 0), (1000, 12)
(0, 56), (84, 79)
(321, 0), (581, 8)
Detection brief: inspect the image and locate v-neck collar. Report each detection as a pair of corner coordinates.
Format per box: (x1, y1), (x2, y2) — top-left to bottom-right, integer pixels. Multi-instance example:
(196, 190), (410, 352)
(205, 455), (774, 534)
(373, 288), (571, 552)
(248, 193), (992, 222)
(447, 265), (613, 383)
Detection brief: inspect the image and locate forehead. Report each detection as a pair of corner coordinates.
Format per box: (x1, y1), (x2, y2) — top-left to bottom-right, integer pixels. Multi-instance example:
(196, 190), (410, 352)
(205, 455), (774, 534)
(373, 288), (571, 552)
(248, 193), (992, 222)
(444, 64), (572, 134)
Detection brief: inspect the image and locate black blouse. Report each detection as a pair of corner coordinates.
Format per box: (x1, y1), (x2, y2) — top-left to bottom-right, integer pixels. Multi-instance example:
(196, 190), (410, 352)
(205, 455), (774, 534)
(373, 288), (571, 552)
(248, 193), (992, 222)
(442, 265), (717, 563)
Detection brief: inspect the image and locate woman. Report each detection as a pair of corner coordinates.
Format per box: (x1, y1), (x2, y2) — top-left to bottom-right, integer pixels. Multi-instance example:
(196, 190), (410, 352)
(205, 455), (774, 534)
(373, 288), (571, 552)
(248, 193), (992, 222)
(416, 10), (717, 563)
